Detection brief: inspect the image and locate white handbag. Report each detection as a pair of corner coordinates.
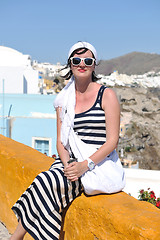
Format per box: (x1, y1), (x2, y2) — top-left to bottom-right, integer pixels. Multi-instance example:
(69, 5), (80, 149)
(81, 150), (126, 195)
(69, 130), (126, 195)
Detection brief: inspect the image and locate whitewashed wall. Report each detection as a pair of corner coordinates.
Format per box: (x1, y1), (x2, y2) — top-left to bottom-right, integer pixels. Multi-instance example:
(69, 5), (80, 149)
(123, 168), (160, 199)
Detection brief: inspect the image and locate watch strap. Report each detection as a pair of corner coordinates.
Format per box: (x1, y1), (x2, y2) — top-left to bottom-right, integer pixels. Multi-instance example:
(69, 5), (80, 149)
(86, 157), (95, 170)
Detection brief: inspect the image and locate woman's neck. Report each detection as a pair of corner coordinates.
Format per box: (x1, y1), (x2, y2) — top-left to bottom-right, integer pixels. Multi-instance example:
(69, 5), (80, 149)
(75, 77), (93, 93)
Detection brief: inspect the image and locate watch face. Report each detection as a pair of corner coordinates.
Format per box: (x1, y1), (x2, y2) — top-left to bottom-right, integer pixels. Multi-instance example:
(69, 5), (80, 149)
(89, 161), (95, 170)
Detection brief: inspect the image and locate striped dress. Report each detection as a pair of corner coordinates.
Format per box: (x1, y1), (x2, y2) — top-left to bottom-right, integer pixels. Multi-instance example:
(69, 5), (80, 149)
(74, 85), (106, 149)
(12, 85), (107, 240)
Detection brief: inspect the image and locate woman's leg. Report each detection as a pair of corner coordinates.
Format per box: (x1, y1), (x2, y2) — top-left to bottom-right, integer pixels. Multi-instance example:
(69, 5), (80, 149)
(9, 219), (27, 240)
(11, 159), (82, 239)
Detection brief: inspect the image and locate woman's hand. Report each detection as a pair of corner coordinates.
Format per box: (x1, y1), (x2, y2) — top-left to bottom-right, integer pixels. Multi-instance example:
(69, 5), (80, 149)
(64, 161), (88, 182)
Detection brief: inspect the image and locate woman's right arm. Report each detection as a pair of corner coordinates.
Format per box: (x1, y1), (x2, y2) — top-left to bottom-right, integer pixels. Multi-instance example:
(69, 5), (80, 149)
(56, 107), (70, 167)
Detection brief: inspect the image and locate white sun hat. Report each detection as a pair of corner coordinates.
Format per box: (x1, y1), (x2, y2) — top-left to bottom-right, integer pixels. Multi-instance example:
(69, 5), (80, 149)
(68, 41), (98, 64)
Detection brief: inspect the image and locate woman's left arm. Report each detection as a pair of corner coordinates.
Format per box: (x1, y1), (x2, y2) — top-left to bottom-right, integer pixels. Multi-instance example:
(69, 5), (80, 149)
(64, 88), (120, 181)
(89, 88), (120, 164)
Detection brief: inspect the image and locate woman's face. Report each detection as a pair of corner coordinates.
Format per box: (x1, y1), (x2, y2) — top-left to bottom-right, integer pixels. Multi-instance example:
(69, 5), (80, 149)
(70, 49), (95, 81)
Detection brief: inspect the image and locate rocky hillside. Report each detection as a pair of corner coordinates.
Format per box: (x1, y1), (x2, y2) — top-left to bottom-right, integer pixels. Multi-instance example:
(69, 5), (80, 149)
(96, 52), (160, 75)
(114, 86), (160, 170)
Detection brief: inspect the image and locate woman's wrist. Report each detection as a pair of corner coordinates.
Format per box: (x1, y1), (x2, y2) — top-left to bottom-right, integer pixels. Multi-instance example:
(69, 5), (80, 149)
(83, 160), (89, 172)
(62, 159), (70, 168)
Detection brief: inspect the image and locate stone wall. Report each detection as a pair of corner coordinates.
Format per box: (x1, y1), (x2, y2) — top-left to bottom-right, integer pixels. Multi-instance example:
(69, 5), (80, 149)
(60, 192), (160, 240)
(0, 134), (53, 240)
(0, 134), (160, 240)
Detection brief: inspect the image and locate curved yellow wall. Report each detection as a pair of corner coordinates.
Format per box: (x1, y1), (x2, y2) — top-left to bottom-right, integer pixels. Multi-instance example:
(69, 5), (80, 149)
(60, 192), (160, 240)
(0, 134), (160, 240)
(0, 134), (53, 239)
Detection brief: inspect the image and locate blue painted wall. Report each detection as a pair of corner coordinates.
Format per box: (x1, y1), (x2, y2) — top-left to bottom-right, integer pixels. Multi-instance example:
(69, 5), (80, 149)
(0, 93), (58, 156)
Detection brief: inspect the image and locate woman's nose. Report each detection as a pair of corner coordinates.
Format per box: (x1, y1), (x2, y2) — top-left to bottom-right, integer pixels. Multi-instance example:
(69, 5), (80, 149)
(79, 59), (85, 67)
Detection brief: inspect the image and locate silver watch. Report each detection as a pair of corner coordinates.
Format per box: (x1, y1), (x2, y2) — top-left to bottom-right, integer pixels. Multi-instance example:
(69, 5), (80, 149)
(87, 158), (95, 171)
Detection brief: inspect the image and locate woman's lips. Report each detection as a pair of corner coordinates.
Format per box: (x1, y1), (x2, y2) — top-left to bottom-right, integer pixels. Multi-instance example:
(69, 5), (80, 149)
(78, 68), (86, 72)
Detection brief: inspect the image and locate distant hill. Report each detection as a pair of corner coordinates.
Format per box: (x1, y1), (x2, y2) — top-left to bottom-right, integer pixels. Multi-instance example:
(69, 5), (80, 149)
(96, 52), (160, 76)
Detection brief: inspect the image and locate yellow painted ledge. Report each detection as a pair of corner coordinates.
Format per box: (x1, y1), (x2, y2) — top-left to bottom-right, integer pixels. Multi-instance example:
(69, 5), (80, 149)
(0, 134), (53, 240)
(60, 192), (160, 240)
(0, 134), (160, 240)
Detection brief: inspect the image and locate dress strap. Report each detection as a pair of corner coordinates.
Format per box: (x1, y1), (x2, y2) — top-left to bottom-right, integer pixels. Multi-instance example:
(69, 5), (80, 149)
(98, 85), (107, 108)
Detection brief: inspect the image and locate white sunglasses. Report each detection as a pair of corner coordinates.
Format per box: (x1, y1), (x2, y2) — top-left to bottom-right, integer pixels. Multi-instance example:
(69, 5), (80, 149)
(70, 57), (95, 66)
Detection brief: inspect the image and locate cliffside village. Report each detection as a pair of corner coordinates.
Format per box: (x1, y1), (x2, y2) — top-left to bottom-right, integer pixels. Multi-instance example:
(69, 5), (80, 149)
(33, 61), (160, 170)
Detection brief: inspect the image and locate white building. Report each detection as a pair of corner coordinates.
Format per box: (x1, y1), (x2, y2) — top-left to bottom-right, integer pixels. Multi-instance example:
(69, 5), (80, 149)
(33, 61), (64, 78)
(0, 46), (39, 94)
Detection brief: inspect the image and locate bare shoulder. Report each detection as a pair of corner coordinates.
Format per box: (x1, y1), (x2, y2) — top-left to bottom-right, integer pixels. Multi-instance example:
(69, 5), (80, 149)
(102, 88), (120, 110)
(103, 88), (119, 102)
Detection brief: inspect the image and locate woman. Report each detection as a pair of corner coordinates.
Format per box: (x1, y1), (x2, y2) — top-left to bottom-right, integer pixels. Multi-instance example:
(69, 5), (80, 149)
(10, 41), (125, 240)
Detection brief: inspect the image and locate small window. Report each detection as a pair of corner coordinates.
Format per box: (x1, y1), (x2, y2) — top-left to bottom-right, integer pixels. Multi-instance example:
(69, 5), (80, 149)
(32, 137), (52, 156)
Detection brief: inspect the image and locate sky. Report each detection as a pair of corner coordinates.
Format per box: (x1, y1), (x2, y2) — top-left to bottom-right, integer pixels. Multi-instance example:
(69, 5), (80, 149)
(0, 0), (160, 65)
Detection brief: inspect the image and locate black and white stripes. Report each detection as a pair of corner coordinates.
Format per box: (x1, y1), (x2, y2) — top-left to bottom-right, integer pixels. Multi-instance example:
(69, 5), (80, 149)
(12, 159), (82, 240)
(12, 85), (107, 240)
(74, 85), (107, 149)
